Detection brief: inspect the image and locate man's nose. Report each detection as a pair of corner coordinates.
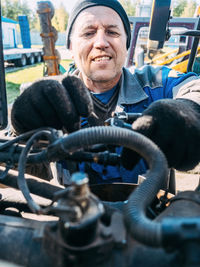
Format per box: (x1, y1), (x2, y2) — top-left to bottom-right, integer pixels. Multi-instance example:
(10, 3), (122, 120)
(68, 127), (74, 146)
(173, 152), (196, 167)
(93, 31), (109, 49)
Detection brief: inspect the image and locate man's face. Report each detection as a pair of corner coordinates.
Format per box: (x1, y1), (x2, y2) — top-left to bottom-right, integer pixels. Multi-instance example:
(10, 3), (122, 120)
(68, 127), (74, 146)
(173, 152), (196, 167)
(70, 6), (127, 87)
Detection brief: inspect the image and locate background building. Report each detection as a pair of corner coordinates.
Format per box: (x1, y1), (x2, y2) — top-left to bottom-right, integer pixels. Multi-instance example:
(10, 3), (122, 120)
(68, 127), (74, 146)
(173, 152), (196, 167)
(135, 0), (153, 17)
(1, 17), (18, 49)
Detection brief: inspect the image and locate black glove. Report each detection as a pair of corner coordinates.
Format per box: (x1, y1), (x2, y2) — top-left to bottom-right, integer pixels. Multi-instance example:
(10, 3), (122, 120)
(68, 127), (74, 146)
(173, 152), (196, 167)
(121, 98), (200, 171)
(11, 75), (94, 134)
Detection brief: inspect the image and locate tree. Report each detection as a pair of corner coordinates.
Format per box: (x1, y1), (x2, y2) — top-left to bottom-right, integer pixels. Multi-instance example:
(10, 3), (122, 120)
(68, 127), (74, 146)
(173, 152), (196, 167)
(51, 3), (69, 32)
(172, 0), (187, 17)
(2, 0), (37, 29)
(181, 0), (197, 17)
(119, 0), (136, 16)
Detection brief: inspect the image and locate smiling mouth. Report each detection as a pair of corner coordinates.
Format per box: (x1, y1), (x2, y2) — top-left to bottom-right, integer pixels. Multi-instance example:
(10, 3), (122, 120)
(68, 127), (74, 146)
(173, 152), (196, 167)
(92, 56), (112, 62)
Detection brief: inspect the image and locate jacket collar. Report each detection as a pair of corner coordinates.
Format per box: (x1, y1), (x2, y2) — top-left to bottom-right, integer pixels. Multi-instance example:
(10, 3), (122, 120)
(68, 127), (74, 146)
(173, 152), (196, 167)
(117, 67), (148, 105)
(71, 67), (148, 105)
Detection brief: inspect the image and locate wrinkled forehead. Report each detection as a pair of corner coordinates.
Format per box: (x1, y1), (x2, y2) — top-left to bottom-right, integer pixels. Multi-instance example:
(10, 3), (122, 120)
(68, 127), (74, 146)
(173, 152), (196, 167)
(72, 6), (125, 33)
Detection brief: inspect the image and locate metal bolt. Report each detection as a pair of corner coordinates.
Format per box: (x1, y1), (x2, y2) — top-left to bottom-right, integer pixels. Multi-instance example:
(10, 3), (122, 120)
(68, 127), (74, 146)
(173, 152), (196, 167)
(64, 222), (70, 229)
(71, 172), (89, 186)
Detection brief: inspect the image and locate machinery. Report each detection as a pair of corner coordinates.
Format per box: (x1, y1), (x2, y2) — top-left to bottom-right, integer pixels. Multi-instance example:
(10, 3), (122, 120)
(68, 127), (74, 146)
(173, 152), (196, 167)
(0, 1), (200, 266)
(127, 1), (200, 73)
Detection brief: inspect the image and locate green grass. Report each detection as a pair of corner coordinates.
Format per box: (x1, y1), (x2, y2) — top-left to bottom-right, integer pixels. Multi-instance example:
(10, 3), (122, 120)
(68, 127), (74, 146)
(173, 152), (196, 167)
(6, 59), (72, 104)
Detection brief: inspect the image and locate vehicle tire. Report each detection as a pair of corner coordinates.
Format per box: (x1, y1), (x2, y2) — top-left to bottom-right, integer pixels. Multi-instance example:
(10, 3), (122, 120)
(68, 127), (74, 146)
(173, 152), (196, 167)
(16, 55), (27, 67)
(36, 53), (42, 63)
(27, 54), (35, 65)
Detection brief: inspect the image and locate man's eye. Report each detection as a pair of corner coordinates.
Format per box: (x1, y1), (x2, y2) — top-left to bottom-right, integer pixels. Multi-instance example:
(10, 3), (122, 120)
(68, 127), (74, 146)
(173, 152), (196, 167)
(83, 32), (95, 38)
(107, 31), (119, 36)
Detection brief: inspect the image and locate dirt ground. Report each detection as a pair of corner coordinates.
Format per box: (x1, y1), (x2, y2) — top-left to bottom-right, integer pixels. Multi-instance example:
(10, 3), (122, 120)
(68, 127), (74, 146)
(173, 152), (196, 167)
(175, 165), (200, 192)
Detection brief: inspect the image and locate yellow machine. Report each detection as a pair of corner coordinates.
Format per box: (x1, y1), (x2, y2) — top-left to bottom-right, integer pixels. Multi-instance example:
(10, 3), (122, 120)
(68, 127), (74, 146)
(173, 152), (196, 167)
(148, 46), (200, 73)
(148, 5), (200, 73)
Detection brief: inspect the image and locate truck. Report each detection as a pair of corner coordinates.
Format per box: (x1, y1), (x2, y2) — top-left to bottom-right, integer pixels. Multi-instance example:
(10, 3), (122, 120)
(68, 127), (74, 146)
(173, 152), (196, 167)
(0, 1), (200, 266)
(2, 15), (43, 67)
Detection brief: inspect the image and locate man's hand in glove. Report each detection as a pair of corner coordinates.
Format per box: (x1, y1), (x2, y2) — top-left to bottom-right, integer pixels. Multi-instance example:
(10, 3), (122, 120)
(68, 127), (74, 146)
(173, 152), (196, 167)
(11, 76), (94, 134)
(121, 99), (200, 171)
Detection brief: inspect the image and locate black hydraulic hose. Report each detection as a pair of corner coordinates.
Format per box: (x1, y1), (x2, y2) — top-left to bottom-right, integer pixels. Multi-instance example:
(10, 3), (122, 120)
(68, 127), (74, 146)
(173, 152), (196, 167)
(17, 130), (57, 214)
(0, 128), (59, 166)
(0, 167), (63, 200)
(60, 151), (120, 165)
(23, 126), (168, 244)
(0, 130), (38, 150)
(0, 127), (58, 150)
(44, 126), (168, 246)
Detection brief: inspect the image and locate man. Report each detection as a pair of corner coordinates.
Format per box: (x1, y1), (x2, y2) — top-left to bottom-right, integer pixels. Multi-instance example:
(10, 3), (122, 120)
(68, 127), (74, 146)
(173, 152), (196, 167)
(11, 0), (200, 185)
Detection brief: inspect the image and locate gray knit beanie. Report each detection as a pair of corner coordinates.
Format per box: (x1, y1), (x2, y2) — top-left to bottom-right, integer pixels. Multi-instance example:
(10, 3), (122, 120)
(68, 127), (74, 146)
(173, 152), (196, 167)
(66, 0), (131, 49)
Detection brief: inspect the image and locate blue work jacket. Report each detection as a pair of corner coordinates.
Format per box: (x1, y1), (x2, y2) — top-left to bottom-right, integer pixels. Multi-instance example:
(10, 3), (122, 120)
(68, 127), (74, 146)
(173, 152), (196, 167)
(61, 65), (199, 184)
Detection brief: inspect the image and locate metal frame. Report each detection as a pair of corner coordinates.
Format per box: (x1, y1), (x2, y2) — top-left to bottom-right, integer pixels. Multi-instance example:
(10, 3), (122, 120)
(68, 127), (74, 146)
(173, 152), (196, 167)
(0, 2), (8, 129)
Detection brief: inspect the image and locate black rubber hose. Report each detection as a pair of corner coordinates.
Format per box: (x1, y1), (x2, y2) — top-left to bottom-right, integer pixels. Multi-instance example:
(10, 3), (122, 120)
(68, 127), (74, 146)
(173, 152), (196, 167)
(44, 126), (168, 246)
(0, 167), (63, 200)
(18, 130), (56, 214)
